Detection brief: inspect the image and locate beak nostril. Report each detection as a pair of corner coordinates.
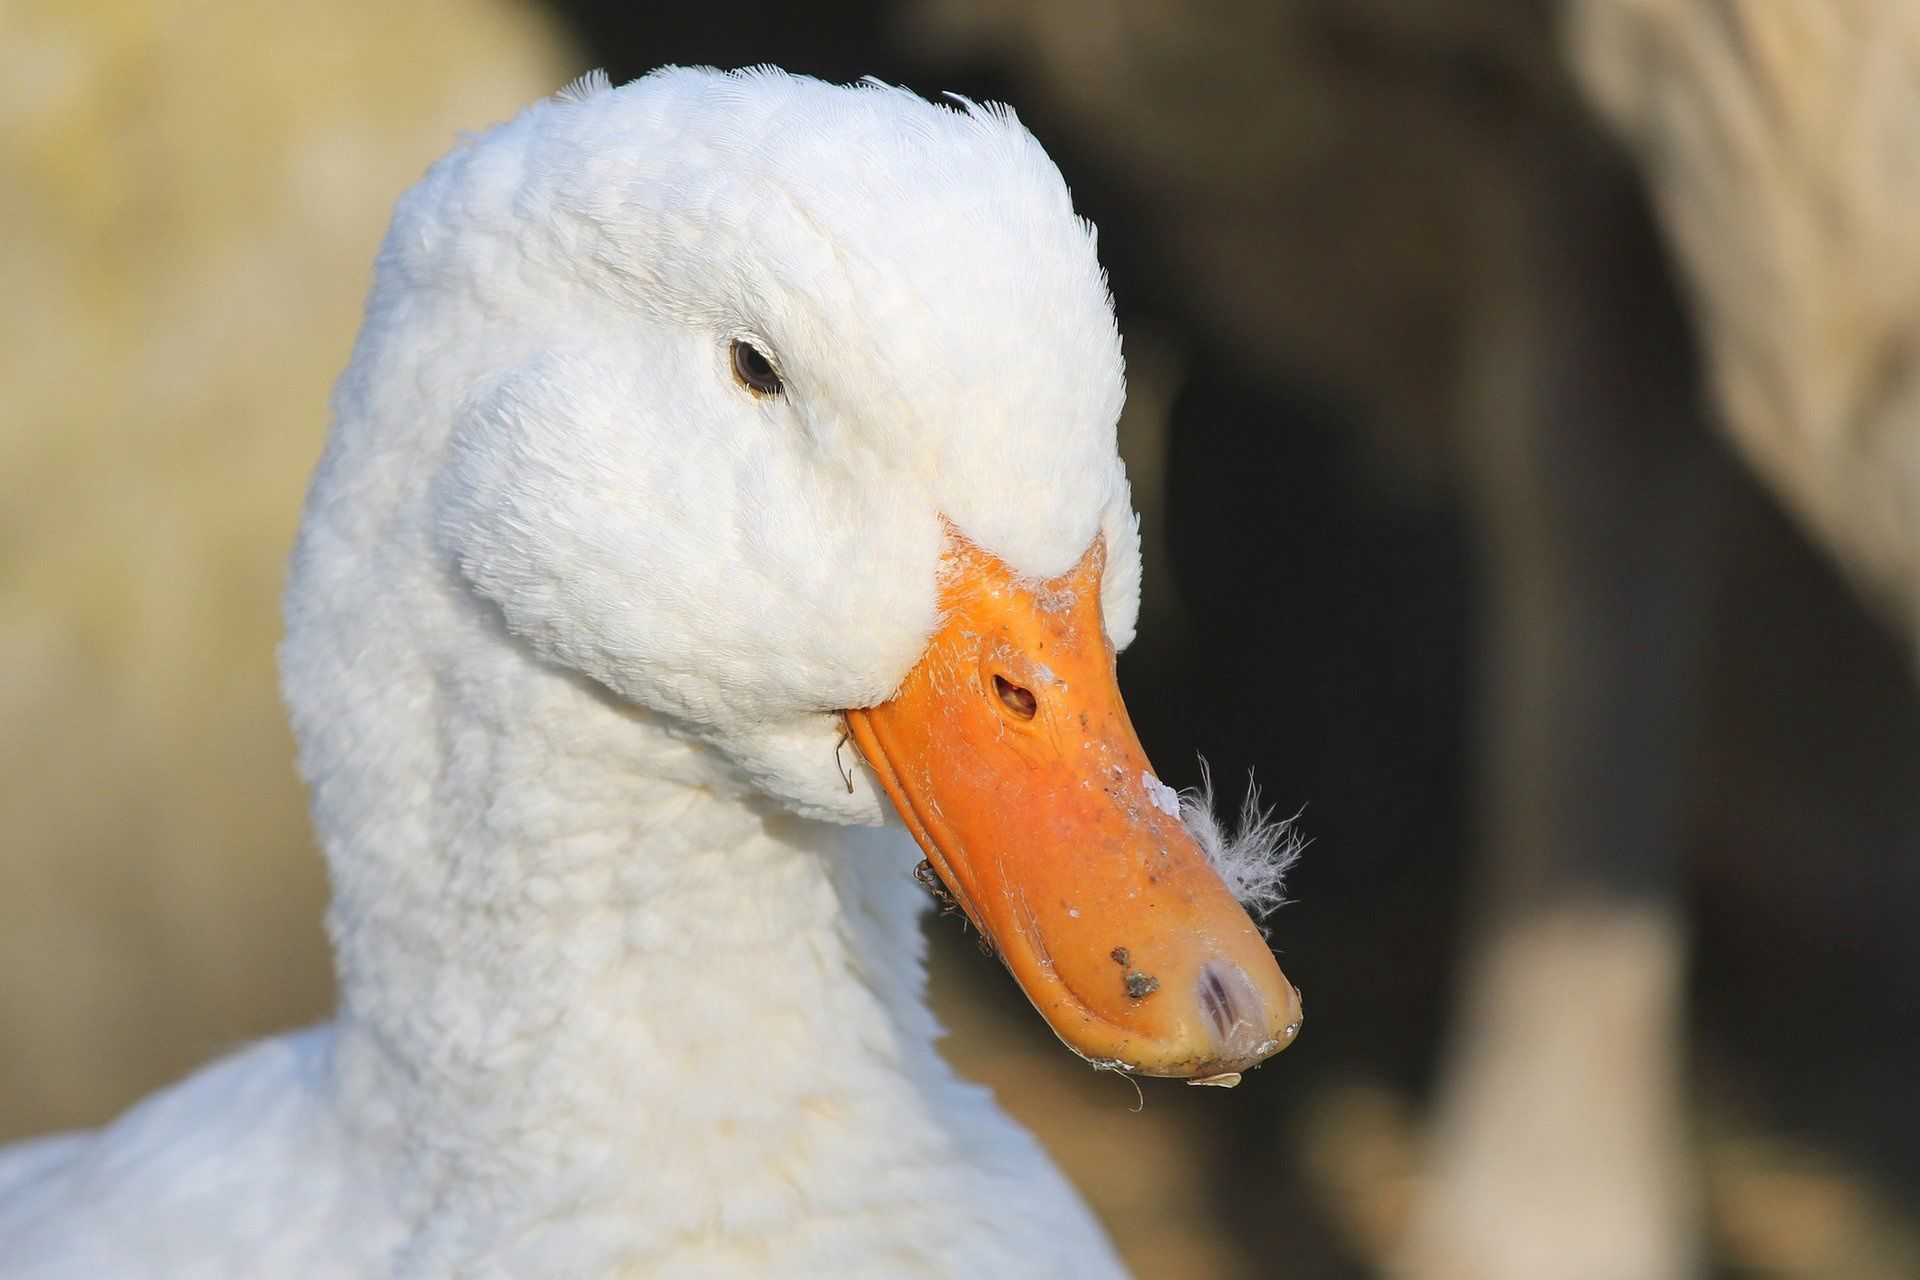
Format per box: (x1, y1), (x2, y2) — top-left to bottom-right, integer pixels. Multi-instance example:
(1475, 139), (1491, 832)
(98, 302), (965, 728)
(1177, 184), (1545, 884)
(992, 674), (1038, 720)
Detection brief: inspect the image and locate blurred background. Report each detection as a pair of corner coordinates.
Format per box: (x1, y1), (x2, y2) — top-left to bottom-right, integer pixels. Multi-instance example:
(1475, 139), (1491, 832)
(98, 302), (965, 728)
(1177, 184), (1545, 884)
(4, 2), (1918, 1277)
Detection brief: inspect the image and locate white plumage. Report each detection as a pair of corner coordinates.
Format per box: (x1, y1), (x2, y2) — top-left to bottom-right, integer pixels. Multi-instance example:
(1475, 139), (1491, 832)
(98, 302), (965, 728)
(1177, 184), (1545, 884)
(0, 67), (1156, 1278)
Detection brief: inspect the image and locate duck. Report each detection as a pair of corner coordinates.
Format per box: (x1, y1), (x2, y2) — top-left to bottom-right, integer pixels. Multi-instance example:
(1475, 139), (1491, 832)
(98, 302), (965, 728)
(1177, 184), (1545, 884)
(0, 66), (1301, 1279)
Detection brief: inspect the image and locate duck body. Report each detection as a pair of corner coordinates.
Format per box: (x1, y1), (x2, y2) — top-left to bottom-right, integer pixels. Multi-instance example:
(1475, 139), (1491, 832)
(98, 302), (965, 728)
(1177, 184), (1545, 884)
(0, 875), (1121, 1278)
(0, 64), (1288, 1278)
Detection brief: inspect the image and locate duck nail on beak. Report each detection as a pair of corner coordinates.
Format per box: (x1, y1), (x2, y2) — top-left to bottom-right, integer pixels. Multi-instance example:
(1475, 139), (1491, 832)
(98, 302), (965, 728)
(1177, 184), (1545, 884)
(844, 531), (1302, 1080)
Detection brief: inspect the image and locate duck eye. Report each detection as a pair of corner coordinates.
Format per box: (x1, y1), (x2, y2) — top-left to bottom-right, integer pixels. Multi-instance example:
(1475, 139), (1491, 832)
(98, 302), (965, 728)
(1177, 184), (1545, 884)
(992, 674), (1038, 721)
(731, 339), (783, 396)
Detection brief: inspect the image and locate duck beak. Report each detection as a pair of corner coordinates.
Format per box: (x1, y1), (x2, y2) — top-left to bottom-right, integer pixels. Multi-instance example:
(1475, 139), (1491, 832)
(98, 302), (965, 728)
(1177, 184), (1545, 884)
(844, 532), (1302, 1080)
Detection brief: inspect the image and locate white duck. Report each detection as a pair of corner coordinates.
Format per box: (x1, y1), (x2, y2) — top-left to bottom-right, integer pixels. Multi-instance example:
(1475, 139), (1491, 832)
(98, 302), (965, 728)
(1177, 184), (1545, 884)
(0, 67), (1301, 1279)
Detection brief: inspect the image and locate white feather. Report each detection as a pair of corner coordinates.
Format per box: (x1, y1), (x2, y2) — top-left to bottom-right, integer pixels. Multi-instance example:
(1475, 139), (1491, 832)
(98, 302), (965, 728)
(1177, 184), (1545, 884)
(553, 67), (611, 104)
(1181, 762), (1306, 919)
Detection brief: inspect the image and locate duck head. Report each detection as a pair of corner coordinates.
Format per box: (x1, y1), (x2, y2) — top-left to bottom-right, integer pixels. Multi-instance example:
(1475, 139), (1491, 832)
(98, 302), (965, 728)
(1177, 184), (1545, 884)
(301, 68), (1299, 1083)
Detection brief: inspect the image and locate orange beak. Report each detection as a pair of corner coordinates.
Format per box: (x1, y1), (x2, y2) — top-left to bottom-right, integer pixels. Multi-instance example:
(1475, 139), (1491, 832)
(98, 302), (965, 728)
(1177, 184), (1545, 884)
(845, 531), (1302, 1080)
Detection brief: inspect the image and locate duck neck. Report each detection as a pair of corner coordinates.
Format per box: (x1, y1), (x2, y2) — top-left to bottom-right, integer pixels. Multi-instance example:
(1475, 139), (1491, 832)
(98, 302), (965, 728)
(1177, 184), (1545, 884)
(290, 583), (987, 1262)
